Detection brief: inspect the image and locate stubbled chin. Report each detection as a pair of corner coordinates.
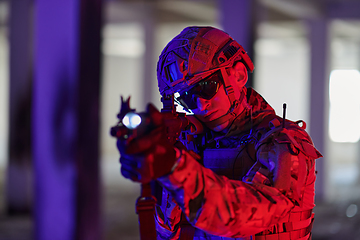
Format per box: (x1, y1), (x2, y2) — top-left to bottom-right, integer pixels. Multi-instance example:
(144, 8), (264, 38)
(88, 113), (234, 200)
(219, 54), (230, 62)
(207, 120), (230, 132)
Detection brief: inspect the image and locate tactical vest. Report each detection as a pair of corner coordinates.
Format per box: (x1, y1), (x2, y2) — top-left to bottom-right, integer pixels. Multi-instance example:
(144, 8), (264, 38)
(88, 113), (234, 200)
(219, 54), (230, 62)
(203, 147), (256, 180)
(179, 119), (316, 240)
(202, 148), (313, 240)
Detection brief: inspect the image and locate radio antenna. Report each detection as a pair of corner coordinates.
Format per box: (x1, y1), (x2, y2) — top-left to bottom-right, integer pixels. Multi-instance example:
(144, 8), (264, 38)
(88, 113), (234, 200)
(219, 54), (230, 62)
(282, 103), (287, 128)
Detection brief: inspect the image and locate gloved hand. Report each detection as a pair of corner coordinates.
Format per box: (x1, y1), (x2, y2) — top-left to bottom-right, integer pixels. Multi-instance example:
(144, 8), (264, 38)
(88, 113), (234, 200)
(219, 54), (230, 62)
(117, 104), (177, 183)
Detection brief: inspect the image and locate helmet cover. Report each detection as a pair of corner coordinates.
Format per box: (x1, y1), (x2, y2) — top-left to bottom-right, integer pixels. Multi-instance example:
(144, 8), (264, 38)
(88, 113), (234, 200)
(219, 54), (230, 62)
(157, 26), (254, 96)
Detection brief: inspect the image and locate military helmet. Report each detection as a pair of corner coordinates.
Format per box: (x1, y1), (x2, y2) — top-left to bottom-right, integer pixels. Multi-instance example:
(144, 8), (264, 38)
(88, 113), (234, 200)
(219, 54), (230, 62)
(157, 26), (254, 97)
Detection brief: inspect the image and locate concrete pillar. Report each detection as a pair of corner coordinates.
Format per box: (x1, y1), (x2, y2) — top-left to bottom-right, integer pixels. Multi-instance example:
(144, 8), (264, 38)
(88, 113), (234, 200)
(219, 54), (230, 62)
(308, 18), (329, 202)
(33, 0), (101, 239)
(218, 0), (254, 56)
(76, 0), (102, 239)
(7, 0), (33, 215)
(141, 2), (157, 108)
(218, 0), (255, 87)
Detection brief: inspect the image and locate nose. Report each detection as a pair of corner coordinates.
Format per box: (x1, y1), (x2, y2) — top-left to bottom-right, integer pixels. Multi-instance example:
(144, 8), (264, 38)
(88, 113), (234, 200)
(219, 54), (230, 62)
(196, 97), (209, 111)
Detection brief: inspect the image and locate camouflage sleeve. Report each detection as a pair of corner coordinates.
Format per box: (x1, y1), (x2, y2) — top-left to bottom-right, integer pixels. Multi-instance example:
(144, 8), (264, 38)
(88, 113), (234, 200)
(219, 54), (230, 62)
(255, 126), (321, 209)
(154, 189), (182, 239)
(157, 150), (295, 238)
(156, 126), (321, 238)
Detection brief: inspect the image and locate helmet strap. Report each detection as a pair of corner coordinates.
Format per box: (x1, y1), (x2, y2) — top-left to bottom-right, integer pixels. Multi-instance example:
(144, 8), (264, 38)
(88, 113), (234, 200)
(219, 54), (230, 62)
(220, 68), (237, 107)
(204, 87), (247, 130)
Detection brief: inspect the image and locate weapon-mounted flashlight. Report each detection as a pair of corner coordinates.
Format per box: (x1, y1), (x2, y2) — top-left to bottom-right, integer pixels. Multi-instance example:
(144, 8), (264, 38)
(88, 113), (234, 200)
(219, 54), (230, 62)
(110, 111), (151, 140)
(122, 112), (142, 129)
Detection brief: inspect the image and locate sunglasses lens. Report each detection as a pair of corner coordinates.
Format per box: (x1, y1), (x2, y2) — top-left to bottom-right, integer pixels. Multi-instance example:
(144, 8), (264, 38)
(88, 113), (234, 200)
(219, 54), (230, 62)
(198, 80), (220, 100)
(178, 71), (222, 109)
(178, 92), (197, 109)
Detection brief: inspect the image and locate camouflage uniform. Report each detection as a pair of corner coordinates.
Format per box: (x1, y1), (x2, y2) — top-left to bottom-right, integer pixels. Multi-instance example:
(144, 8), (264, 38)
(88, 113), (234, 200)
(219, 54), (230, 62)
(155, 88), (322, 240)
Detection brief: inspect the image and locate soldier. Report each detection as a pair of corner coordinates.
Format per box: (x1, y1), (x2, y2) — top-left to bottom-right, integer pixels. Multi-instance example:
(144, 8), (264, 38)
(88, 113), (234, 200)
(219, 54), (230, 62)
(118, 26), (322, 239)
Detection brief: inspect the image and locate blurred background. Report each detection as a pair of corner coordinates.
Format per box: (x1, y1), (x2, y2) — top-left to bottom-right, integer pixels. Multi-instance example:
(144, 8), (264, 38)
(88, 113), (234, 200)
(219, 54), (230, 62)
(0, 0), (360, 239)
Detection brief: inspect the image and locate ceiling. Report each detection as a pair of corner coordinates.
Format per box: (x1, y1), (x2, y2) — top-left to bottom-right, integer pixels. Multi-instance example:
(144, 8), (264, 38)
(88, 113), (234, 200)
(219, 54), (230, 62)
(104, 0), (360, 22)
(1, 0), (360, 41)
(103, 0), (360, 42)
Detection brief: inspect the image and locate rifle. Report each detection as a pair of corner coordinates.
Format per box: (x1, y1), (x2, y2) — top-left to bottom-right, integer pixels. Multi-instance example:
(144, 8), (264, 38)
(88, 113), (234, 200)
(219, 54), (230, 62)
(110, 95), (193, 240)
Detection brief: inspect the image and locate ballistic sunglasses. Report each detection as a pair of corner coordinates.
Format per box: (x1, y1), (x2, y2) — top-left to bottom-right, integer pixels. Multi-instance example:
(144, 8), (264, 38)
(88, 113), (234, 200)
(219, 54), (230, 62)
(176, 71), (223, 110)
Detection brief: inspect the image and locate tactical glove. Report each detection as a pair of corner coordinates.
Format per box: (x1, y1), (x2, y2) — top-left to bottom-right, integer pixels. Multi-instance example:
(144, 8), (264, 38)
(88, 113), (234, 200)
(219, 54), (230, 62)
(117, 104), (177, 183)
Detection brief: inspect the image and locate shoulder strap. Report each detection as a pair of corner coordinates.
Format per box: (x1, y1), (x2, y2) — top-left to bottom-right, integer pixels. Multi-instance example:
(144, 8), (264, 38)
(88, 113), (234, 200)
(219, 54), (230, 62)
(179, 212), (196, 240)
(136, 183), (157, 240)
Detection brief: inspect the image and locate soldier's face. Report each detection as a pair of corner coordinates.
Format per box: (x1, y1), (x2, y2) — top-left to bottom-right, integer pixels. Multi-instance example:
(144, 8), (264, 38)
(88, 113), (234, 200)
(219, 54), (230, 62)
(191, 65), (246, 132)
(178, 63), (247, 132)
(192, 84), (232, 132)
